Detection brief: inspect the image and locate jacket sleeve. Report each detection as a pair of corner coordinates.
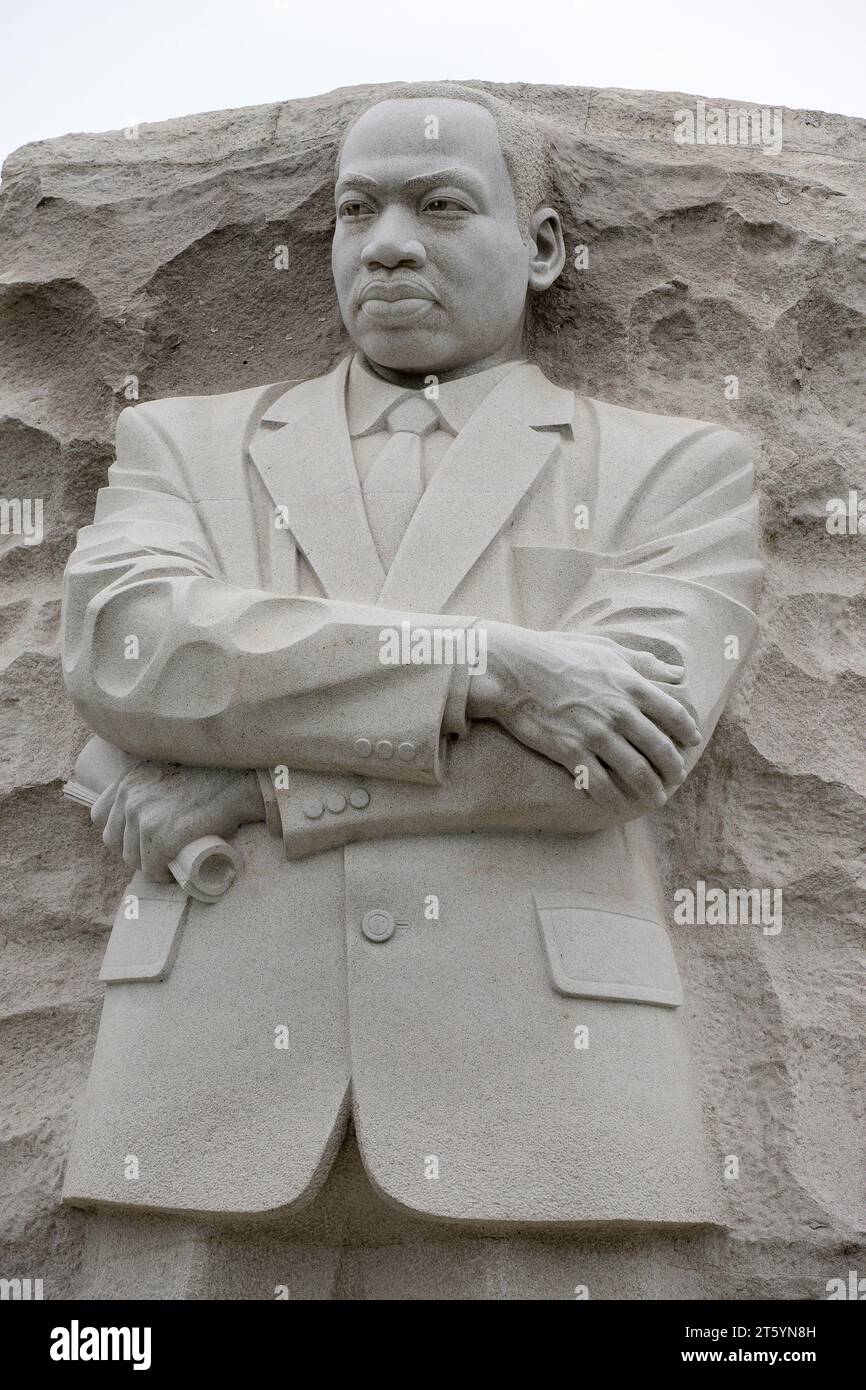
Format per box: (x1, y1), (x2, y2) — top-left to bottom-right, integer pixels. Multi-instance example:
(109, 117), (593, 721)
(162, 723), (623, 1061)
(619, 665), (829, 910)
(61, 402), (475, 784)
(257, 725), (632, 860)
(564, 419), (763, 763)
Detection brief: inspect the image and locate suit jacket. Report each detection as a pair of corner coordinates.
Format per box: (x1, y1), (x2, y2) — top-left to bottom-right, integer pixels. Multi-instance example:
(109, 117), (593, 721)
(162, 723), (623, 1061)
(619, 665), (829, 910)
(60, 356), (762, 1225)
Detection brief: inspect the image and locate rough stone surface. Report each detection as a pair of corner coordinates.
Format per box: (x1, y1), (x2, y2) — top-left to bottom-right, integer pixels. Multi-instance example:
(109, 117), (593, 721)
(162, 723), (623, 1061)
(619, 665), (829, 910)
(1, 81), (864, 1299)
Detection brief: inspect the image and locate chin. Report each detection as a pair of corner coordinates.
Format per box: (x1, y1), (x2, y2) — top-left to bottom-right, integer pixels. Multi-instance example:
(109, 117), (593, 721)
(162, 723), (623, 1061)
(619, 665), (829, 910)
(358, 330), (463, 375)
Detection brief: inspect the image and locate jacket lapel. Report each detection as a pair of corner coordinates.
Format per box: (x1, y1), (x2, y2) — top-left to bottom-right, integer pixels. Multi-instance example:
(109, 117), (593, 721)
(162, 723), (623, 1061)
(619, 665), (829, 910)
(379, 364), (574, 612)
(248, 357), (385, 603)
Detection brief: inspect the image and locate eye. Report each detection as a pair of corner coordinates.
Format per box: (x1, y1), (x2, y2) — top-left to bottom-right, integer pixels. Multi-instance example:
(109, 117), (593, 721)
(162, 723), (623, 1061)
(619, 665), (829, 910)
(338, 199), (375, 221)
(422, 196), (471, 214)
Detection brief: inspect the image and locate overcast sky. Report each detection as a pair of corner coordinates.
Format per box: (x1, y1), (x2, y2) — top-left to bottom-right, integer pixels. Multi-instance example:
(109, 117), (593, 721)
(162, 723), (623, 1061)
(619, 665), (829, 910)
(1, 0), (863, 170)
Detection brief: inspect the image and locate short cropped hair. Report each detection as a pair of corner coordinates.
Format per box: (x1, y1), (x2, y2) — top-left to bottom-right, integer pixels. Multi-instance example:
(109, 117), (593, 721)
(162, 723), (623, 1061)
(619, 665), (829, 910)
(335, 81), (553, 234)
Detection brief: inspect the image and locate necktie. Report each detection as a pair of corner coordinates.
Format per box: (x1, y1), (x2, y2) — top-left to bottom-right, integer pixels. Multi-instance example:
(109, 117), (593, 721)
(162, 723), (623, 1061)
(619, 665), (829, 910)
(362, 394), (438, 569)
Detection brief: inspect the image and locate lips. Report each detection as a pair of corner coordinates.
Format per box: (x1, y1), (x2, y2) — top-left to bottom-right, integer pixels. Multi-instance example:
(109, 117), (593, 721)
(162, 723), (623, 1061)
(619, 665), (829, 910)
(359, 280), (436, 304)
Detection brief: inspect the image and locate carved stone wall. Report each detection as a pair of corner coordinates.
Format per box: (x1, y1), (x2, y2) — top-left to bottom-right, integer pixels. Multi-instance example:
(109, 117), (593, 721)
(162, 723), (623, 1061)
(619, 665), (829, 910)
(1, 81), (864, 1299)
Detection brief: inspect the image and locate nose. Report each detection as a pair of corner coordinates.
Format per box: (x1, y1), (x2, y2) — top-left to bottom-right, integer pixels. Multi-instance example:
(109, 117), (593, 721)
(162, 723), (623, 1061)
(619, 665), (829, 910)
(361, 207), (426, 271)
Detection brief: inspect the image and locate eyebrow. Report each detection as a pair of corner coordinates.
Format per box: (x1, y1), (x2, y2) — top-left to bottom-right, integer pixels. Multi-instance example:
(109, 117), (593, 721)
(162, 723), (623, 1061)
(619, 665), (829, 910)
(335, 168), (485, 198)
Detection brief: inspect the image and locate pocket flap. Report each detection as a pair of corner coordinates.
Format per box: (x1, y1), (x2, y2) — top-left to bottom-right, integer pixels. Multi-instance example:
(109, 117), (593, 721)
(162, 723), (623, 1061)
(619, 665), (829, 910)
(533, 893), (682, 1007)
(99, 872), (190, 984)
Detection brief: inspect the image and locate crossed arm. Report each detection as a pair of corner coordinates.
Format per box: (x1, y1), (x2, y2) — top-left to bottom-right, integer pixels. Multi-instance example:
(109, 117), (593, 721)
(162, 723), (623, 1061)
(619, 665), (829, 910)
(68, 403), (761, 879)
(92, 631), (699, 877)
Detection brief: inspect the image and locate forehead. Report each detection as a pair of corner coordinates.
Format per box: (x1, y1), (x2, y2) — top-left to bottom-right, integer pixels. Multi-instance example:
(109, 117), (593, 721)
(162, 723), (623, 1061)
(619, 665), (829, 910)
(337, 98), (509, 190)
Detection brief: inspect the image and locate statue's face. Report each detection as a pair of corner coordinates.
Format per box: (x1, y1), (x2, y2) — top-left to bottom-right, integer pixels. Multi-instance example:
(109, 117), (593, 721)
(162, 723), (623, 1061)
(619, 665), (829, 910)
(332, 98), (546, 376)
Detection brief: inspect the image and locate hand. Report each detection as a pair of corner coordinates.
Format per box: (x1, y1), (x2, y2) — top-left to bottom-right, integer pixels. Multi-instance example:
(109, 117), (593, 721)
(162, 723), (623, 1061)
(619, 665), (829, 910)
(467, 623), (701, 812)
(91, 762), (265, 882)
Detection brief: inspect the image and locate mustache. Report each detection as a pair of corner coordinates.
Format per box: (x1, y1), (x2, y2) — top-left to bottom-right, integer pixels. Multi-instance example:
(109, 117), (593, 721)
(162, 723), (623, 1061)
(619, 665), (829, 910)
(356, 273), (439, 305)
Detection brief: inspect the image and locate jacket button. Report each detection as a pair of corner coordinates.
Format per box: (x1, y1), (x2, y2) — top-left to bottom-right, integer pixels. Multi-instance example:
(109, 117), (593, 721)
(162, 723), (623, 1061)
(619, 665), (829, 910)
(303, 799), (324, 819)
(326, 794), (346, 814)
(397, 741), (416, 761)
(354, 738), (372, 757)
(349, 789), (370, 809)
(361, 909), (395, 943)
(375, 739), (394, 759)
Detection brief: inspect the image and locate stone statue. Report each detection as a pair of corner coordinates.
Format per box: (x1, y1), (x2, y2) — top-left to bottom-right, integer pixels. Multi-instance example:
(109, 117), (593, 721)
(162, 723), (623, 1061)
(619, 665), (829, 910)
(60, 84), (762, 1253)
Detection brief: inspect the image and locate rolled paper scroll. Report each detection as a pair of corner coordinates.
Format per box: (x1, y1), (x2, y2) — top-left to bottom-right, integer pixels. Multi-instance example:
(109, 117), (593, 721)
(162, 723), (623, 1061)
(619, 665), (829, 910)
(168, 835), (239, 902)
(64, 736), (240, 902)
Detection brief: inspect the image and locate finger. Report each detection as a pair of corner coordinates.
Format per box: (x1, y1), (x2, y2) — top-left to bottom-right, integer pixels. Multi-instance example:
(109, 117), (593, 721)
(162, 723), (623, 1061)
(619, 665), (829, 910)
(617, 709), (686, 785)
(90, 780), (120, 832)
(623, 649), (685, 684)
(138, 815), (174, 884)
(122, 813), (143, 871)
(634, 681), (701, 746)
(591, 731), (669, 808)
(580, 754), (634, 814)
(102, 791), (129, 855)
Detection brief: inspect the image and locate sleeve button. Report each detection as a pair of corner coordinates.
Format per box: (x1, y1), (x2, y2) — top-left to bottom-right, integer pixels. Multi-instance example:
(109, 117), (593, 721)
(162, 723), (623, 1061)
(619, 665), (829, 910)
(354, 738), (372, 757)
(349, 789), (370, 809)
(325, 794), (347, 814)
(397, 741), (416, 761)
(375, 739), (394, 759)
(303, 799), (324, 819)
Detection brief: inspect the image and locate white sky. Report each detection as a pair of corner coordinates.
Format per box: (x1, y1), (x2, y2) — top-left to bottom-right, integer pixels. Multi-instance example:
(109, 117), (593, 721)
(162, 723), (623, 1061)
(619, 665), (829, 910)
(1, 0), (863, 170)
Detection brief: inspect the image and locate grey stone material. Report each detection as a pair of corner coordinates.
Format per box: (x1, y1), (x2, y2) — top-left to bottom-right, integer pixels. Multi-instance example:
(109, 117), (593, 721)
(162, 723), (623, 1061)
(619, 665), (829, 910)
(1, 79), (864, 1299)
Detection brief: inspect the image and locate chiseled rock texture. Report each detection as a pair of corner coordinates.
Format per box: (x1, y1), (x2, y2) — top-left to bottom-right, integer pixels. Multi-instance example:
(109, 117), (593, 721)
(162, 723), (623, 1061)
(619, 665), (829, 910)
(1, 81), (864, 1300)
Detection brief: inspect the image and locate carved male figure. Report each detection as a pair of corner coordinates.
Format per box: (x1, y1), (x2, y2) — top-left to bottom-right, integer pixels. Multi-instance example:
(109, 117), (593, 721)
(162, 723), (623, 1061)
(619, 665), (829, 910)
(61, 83), (761, 1232)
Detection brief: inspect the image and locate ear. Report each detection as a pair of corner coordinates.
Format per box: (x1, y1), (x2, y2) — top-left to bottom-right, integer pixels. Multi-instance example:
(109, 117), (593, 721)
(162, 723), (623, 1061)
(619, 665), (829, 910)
(526, 206), (565, 291)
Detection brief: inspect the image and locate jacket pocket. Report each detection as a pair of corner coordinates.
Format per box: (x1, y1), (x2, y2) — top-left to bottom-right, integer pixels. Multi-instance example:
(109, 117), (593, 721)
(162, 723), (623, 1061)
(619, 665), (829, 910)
(533, 892), (682, 1007)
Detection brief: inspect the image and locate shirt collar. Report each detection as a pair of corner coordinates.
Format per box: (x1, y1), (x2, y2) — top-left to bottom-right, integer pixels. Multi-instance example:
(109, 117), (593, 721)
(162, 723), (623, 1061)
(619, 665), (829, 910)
(346, 353), (526, 438)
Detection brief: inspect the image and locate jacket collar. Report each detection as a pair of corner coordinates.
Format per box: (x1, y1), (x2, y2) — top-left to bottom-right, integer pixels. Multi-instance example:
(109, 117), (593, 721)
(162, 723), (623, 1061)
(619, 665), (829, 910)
(250, 354), (574, 610)
(343, 353), (525, 438)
